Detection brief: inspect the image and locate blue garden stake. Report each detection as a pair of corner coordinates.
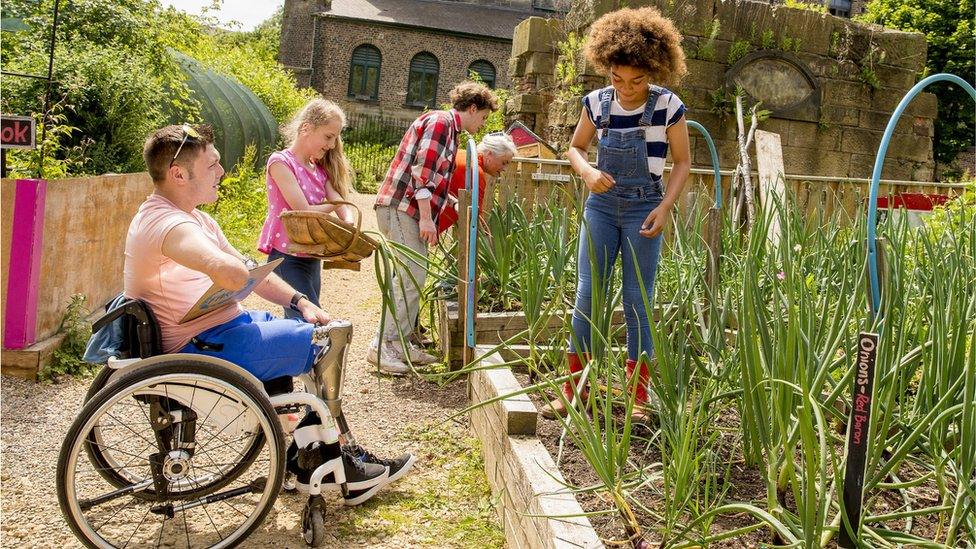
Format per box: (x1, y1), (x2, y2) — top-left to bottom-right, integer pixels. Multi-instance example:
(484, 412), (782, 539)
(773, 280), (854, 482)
(838, 72), (975, 549)
(465, 137), (480, 348)
(687, 120), (722, 209)
(866, 73), (976, 322)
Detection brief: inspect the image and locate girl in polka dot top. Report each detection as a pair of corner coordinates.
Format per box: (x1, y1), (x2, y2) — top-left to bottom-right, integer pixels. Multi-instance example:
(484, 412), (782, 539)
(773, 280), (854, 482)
(258, 98), (355, 319)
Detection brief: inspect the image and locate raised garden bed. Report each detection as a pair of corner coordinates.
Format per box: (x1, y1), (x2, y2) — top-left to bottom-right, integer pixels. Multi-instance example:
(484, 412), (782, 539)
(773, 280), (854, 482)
(468, 346), (603, 548)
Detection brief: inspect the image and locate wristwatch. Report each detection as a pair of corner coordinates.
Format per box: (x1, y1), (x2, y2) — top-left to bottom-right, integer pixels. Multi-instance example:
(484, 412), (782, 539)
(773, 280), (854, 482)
(289, 292), (308, 311)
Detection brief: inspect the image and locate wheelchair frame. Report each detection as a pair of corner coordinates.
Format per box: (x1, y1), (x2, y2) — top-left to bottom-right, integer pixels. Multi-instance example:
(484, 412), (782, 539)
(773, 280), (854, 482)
(57, 298), (353, 548)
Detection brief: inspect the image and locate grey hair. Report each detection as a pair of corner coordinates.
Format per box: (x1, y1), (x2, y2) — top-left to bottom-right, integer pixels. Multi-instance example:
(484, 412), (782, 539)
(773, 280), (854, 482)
(478, 133), (518, 158)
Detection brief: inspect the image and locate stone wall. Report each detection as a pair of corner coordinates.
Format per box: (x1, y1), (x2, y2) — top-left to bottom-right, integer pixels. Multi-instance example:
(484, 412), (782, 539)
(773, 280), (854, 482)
(508, 0), (937, 181)
(280, 0), (325, 88)
(309, 17), (513, 120)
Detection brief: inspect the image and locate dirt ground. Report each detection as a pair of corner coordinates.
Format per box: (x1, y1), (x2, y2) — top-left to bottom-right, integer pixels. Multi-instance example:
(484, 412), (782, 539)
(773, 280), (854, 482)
(0, 192), (503, 549)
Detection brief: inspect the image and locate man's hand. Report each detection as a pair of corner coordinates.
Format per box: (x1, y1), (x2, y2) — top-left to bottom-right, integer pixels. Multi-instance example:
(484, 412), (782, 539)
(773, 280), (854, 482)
(419, 217), (438, 246)
(583, 167), (615, 194)
(297, 299), (332, 325)
(640, 203), (673, 238)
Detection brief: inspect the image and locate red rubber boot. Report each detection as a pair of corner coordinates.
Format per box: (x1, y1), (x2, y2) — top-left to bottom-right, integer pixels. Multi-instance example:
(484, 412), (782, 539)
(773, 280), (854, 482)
(542, 352), (588, 419)
(626, 358), (653, 424)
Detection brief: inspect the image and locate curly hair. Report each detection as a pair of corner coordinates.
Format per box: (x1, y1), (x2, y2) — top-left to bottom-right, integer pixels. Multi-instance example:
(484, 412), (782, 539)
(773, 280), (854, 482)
(449, 81), (498, 112)
(584, 7), (687, 87)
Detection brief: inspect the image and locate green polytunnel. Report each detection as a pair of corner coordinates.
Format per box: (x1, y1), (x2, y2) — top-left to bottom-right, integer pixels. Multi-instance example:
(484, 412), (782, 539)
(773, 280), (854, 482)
(169, 50), (278, 172)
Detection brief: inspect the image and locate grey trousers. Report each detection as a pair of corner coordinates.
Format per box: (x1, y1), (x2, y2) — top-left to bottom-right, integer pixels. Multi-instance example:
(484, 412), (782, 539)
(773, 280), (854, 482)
(375, 205), (429, 342)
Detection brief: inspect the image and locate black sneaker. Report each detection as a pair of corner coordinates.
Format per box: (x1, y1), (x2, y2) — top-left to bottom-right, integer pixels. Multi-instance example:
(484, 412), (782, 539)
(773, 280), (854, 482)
(338, 446), (389, 506)
(346, 444), (416, 484)
(287, 442), (388, 496)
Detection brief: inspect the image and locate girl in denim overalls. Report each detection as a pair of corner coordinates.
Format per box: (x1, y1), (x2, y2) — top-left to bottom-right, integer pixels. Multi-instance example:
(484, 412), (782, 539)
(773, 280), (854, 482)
(543, 7), (692, 423)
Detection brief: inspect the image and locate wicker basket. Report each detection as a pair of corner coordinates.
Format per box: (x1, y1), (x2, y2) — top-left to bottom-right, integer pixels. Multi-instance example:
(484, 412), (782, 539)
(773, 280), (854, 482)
(280, 202), (378, 271)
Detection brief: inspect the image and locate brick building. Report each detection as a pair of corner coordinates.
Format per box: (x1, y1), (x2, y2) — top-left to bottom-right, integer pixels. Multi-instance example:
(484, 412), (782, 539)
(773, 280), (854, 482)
(280, 0), (567, 120)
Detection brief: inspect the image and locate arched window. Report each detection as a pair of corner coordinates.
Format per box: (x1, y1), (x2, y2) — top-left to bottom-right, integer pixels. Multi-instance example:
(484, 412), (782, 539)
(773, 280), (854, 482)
(468, 60), (496, 88)
(406, 52), (439, 108)
(348, 44), (381, 101)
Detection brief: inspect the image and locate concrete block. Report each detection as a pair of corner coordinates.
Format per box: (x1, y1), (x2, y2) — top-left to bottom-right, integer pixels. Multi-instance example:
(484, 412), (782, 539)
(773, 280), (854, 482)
(788, 120), (842, 150)
(872, 29), (928, 71)
(821, 105), (859, 127)
(841, 128), (884, 154)
(872, 64), (917, 91)
(512, 17), (562, 58)
(888, 133), (932, 163)
(783, 146), (850, 177)
(526, 52), (556, 76)
(510, 93), (545, 115)
(821, 80), (872, 108)
(908, 92), (937, 119)
(682, 59), (726, 90)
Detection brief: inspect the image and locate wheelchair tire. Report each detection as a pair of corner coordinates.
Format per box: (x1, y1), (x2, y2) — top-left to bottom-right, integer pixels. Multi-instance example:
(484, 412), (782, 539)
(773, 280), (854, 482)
(58, 359), (285, 549)
(81, 364), (268, 500)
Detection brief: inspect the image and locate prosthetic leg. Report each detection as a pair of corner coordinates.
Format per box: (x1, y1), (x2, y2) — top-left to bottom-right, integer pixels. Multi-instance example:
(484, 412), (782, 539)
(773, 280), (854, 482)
(306, 320), (357, 446)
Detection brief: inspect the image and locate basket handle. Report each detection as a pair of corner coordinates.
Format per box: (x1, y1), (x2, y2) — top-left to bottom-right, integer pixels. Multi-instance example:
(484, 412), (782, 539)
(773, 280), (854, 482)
(321, 200), (363, 234)
(321, 200), (363, 256)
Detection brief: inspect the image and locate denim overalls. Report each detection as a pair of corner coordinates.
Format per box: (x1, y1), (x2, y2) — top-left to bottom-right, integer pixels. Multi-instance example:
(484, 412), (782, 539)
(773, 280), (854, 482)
(570, 86), (665, 362)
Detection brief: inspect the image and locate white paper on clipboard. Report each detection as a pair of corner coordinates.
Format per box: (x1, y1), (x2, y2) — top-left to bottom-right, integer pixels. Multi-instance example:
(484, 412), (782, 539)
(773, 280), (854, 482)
(178, 258), (283, 324)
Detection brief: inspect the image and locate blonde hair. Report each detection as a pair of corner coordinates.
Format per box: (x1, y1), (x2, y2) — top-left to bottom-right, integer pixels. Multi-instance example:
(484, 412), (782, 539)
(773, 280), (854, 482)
(282, 98), (352, 198)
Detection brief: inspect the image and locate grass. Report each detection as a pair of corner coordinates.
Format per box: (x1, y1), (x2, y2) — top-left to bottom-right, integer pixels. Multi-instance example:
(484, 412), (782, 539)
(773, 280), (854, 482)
(335, 423), (504, 548)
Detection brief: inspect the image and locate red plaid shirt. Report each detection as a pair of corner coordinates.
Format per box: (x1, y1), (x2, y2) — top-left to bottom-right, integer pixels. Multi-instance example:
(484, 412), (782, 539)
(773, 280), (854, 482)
(374, 109), (462, 224)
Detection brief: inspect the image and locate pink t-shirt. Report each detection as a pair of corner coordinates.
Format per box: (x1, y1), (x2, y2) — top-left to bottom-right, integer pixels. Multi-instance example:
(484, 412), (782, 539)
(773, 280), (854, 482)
(258, 150), (330, 256)
(123, 194), (243, 353)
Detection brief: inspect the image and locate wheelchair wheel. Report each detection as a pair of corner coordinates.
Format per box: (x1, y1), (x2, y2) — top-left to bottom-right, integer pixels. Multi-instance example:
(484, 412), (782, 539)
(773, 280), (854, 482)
(57, 360), (285, 548)
(82, 364), (266, 498)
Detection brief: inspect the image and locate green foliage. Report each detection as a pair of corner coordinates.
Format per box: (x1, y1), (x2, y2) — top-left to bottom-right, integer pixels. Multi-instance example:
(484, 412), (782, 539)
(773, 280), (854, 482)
(760, 29), (776, 50)
(709, 87), (735, 118)
(728, 40), (752, 65)
(779, 36), (802, 54)
(200, 145), (267, 257)
(1, 0), (198, 176)
(40, 294), (94, 382)
(1, 0), (313, 177)
(861, 0), (975, 167)
(555, 32), (585, 99)
(783, 0), (829, 13)
(856, 43), (885, 90)
(696, 19), (721, 61)
(346, 142), (397, 193)
(193, 17), (315, 125)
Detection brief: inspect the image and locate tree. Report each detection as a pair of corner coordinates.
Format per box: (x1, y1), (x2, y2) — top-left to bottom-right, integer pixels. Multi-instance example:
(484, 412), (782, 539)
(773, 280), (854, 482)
(861, 0), (975, 174)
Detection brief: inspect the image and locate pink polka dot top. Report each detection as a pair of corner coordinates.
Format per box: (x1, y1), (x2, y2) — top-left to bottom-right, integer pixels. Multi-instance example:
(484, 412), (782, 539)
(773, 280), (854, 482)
(258, 149), (330, 257)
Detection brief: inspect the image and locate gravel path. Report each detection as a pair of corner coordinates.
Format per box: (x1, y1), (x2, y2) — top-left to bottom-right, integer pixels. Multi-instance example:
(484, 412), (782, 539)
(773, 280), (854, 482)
(1, 192), (502, 548)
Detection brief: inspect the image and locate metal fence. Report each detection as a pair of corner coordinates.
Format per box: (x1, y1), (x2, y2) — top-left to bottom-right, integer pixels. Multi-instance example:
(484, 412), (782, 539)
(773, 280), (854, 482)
(343, 112), (412, 192)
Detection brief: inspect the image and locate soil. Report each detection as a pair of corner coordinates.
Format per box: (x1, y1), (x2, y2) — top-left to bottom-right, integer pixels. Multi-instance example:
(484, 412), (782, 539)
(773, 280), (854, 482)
(0, 191), (501, 549)
(519, 373), (950, 548)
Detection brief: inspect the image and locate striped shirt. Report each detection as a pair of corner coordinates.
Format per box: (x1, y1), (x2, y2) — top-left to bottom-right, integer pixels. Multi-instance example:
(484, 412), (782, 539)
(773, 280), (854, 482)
(582, 86), (686, 178)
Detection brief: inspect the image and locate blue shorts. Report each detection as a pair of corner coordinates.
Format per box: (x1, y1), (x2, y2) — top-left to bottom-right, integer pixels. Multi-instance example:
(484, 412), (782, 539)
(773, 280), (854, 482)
(179, 311), (318, 381)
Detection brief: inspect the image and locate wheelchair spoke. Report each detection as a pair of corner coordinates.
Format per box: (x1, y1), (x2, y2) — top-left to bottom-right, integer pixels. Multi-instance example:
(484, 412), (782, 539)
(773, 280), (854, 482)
(120, 505), (153, 549)
(103, 411), (157, 448)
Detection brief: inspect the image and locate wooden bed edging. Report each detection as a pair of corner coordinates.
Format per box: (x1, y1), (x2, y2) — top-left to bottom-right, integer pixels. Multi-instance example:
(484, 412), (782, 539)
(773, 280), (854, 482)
(469, 346), (604, 549)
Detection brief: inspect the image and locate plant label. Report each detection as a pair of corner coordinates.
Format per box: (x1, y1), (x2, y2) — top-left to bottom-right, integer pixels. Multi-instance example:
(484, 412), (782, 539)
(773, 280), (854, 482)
(839, 331), (879, 548)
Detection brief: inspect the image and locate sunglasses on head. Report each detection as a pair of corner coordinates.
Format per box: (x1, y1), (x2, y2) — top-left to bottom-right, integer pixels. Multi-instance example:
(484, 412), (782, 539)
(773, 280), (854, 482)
(171, 124), (202, 166)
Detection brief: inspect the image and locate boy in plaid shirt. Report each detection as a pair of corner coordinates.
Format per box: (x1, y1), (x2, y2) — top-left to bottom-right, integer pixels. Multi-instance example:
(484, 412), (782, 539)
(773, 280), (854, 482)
(370, 81), (497, 375)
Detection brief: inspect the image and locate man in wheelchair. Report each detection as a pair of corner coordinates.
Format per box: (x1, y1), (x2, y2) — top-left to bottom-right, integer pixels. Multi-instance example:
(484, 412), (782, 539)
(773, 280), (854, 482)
(113, 124), (413, 505)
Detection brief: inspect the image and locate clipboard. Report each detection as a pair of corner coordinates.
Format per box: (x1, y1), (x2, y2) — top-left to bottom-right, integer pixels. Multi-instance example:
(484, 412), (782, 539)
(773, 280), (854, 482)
(179, 258), (283, 324)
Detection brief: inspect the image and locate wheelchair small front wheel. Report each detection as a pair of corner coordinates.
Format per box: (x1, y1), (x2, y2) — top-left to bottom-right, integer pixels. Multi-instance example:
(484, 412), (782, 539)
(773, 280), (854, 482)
(302, 496), (327, 547)
(57, 360), (285, 548)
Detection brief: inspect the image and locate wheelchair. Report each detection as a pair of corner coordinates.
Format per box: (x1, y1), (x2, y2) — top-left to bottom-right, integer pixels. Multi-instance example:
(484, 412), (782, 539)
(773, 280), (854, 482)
(56, 298), (359, 548)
